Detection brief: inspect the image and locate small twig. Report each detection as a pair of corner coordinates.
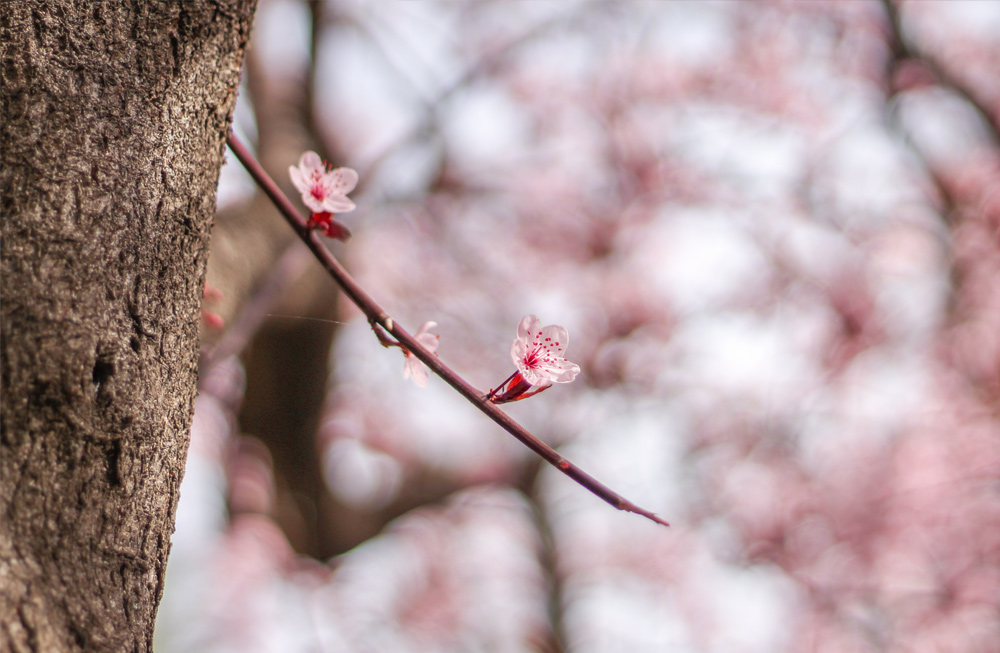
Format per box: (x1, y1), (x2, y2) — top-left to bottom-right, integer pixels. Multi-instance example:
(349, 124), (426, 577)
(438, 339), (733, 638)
(370, 319), (404, 350)
(485, 370), (519, 402)
(226, 131), (669, 527)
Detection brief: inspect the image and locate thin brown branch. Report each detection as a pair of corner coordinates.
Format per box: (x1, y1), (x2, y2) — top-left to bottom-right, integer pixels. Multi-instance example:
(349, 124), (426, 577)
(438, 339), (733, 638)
(226, 131), (669, 527)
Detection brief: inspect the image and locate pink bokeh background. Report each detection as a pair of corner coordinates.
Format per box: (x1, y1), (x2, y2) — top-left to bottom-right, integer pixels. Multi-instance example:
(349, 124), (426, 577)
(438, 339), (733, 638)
(157, 2), (1000, 651)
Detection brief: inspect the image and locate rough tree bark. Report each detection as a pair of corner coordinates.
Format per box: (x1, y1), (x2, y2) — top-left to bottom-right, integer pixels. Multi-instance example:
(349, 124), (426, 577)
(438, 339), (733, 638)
(0, 1), (256, 651)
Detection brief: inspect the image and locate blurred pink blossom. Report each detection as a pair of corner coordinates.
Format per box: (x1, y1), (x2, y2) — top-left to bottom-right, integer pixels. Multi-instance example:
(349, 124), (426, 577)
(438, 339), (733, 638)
(403, 321), (440, 387)
(288, 151), (357, 214)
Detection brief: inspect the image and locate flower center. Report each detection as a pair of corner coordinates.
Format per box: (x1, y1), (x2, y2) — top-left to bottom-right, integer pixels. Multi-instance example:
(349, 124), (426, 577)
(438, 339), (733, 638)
(524, 345), (553, 369)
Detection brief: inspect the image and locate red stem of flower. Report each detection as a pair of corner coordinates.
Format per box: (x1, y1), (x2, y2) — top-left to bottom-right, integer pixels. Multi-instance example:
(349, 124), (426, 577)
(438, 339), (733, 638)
(485, 370), (520, 401)
(226, 131), (669, 528)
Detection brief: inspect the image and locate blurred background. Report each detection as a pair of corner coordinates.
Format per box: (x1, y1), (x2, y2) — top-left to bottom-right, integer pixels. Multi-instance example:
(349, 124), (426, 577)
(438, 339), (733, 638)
(154, 1), (1000, 651)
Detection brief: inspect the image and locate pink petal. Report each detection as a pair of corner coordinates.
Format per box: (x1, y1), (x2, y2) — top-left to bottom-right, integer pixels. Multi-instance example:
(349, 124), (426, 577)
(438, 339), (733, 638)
(523, 371), (545, 386)
(331, 167), (359, 194)
(289, 165), (310, 195)
(518, 365), (550, 387)
(511, 338), (528, 367)
(299, 151), (322, 171)
(322, 196), (356, 213)
(403, 356), (429, 387)
(415, 321), (440, 354)
(303, 195), (327, 213)
(548, 361), (580, 383)
(538, 324), (569, 351)
(517, 315), (541, 342)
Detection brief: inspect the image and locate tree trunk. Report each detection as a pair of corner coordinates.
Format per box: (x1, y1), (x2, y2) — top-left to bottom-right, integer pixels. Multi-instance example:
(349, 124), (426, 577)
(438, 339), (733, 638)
(0, 1), (256, 651)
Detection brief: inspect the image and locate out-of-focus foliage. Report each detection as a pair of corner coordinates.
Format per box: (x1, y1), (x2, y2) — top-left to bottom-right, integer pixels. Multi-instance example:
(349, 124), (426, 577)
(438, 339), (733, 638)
(157, 1), (1000, 651)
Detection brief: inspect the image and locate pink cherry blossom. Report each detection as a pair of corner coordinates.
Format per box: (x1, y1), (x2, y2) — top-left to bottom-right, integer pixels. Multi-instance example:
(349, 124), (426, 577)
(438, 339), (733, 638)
(510, 315), (580, 387)
(402, 321), (440, 387)
(288, 151), (358, 214)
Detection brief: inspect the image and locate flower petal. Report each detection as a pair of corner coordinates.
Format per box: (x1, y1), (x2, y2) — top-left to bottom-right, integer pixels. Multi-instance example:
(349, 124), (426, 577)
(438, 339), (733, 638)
(517, 314), (541, 342)
(511, 338), (528, 368)
(289, 165), (309, 194)
(547, 361), (580, 384)
(303, 196), (327, 213)
(322, 196), (356, 213)
(403, 358), (429, 387)
(403, 322), (438, 387)
(299, 151), (322, 171)
(537, 324), (569, 353)
(517, 365), (549, 387)
(331, 167), (359, 194)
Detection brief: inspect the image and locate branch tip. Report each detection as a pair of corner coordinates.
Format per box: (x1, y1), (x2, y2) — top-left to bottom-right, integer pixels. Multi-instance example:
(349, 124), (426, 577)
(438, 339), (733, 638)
(619, 499), (670, 527)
